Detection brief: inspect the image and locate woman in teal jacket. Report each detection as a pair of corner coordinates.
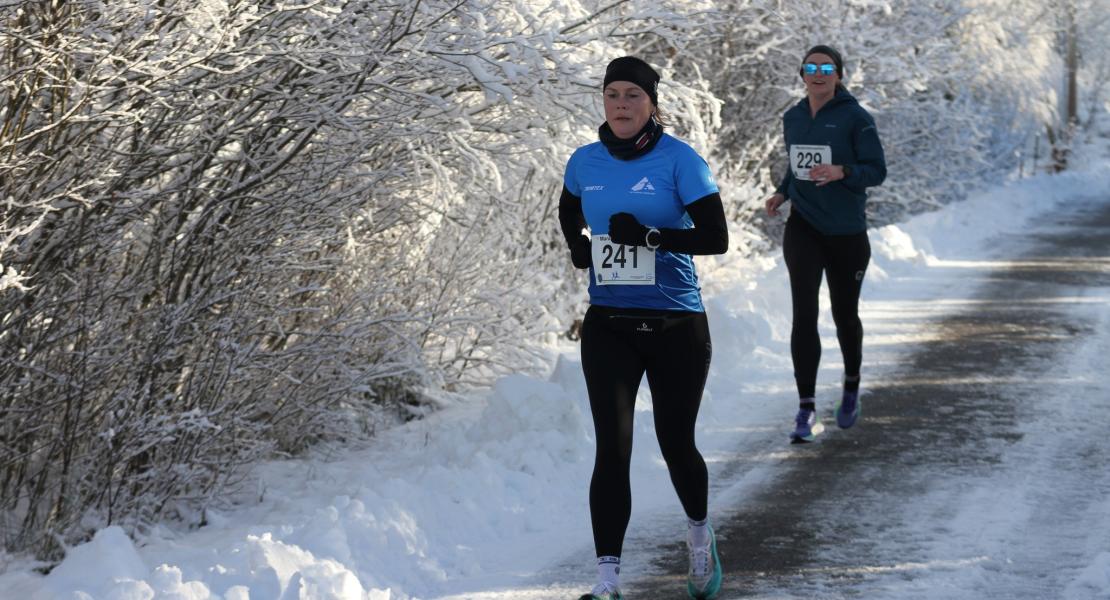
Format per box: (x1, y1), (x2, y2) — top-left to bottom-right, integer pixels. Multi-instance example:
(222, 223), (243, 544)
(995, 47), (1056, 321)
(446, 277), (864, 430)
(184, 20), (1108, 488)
(764, 45), (887, 443)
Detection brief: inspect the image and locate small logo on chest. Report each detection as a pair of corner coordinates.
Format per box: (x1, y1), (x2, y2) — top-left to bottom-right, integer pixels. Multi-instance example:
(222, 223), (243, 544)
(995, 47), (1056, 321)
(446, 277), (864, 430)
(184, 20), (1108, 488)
(631, 177), (656, 194)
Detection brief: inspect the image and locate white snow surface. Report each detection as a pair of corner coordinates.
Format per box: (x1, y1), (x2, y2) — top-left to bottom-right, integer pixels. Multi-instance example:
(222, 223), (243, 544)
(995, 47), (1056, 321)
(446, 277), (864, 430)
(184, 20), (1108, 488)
(2, 157), (1109, 599)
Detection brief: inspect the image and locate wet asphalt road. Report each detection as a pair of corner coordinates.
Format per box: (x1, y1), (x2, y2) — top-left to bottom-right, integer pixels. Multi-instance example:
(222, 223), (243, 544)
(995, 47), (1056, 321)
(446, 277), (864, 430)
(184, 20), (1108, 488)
(624, 197), (1110, 599)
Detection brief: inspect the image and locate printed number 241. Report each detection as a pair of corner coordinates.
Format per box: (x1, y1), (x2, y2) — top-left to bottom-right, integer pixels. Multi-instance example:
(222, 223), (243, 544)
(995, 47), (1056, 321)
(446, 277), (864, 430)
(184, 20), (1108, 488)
(602, 244), (638, 269)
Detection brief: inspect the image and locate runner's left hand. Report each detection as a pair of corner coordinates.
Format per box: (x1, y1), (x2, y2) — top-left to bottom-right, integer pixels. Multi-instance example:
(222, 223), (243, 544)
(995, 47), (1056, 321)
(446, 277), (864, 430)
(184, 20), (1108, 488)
(810, 164), (845, 186)
(609, 212), (648, 247)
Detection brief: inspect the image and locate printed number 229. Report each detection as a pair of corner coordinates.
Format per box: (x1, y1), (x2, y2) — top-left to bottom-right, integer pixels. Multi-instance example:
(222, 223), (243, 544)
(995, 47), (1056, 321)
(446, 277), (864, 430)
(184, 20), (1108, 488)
(796, 152), (823, 169)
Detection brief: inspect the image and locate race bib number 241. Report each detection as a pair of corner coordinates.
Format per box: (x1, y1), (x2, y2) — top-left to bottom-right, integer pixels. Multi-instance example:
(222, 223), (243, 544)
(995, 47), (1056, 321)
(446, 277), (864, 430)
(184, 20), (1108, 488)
(591, 235), (655, 286)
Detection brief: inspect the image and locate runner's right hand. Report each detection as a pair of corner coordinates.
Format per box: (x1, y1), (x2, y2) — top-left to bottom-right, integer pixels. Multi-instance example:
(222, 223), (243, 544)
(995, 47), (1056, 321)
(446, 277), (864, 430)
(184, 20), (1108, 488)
(764, 193), (786, 217)
(570, 235), (592, 269)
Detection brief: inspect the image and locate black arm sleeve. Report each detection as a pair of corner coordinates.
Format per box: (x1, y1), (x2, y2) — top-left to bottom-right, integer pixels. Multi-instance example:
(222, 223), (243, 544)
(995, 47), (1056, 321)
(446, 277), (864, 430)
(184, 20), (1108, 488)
(656, 192), (728, 255)
(558, 185), (592, 269)
(557, 185), (587, 247)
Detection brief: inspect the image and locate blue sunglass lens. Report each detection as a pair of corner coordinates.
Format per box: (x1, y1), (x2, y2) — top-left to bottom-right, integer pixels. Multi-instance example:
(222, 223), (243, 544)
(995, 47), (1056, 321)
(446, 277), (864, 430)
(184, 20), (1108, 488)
(803, 63), (836, 76)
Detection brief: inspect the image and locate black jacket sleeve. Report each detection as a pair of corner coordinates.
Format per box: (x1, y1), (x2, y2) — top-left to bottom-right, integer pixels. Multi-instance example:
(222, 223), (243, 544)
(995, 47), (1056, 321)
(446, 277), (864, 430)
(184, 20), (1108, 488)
(656, 192), (728, 255)
(776, 116), (793, 196)
(843, 113), (887, 189)
(776, 169), (793, 196)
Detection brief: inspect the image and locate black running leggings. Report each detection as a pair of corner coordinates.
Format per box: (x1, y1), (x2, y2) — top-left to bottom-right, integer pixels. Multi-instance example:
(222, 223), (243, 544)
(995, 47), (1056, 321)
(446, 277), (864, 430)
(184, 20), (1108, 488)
(783, 212), (871, 399)
(579, 304), (711, 558)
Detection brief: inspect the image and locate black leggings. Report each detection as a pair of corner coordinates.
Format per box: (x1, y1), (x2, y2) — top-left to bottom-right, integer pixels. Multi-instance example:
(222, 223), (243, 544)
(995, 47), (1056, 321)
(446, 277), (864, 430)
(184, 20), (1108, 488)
(783, 213), (871, 399)
(580, 304), (712, 558)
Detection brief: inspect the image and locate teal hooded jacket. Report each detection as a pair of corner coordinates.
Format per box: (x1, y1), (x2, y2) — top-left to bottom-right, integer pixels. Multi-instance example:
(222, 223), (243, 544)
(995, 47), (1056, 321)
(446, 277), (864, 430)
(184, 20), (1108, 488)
(776, 87), (886, 235)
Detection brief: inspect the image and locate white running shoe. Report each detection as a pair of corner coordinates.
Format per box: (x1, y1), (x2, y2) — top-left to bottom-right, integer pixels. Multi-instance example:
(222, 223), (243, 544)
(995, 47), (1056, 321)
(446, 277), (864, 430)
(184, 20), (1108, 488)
(687, 525), (722, 599)
(578, 581), (623, 600)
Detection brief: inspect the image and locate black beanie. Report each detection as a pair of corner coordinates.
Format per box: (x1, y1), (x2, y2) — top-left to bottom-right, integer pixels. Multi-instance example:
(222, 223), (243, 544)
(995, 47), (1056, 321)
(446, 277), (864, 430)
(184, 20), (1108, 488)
(603, 56), (660, 105)
(801, 45), (845, 79)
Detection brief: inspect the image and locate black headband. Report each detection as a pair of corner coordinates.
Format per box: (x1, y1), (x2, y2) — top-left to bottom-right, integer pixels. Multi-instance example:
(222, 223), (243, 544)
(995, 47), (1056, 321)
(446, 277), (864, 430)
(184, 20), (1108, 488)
(603, 56), (660, 105)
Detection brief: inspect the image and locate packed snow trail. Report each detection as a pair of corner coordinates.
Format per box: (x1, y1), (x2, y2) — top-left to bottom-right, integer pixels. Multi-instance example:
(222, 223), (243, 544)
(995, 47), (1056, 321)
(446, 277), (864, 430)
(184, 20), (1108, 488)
(627, 196), (1110, 599)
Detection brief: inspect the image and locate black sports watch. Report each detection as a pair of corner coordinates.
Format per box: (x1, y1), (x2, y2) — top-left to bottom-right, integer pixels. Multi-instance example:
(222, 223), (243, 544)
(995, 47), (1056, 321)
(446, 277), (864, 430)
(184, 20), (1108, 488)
(842, 165), (853, 178)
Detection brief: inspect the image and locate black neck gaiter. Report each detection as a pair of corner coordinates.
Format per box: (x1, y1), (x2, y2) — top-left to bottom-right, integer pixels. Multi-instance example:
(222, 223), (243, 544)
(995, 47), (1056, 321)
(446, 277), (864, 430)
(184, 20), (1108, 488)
(599, 116), (664, 161)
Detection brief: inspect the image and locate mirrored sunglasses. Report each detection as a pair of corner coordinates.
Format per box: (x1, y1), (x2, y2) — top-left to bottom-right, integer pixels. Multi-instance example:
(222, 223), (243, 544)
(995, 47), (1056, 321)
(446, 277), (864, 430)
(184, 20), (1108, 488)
(803, 63), (837, 76)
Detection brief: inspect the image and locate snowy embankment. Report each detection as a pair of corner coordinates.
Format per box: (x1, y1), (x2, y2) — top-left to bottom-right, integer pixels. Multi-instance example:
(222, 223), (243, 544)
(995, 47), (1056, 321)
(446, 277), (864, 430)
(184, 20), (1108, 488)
(2, 157), (1109, 600)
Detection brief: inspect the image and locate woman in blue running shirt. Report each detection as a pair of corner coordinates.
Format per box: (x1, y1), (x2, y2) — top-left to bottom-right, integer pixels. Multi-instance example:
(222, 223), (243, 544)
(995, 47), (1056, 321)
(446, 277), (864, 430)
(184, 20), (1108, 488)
(763, 45), (887, 444)
(558, 56), (727, 600)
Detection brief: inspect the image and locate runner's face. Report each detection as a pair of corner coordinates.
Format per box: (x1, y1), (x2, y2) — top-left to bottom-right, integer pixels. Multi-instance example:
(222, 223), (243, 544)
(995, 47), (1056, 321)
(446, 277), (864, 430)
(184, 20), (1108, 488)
(802, 53), (839, 97)
(604, 82), (654, 140)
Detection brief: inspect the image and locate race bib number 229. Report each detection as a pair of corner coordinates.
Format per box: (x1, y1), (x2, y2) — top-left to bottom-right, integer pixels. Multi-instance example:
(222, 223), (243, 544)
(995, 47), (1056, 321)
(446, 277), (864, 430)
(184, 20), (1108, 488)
(790, 144), (832, 181)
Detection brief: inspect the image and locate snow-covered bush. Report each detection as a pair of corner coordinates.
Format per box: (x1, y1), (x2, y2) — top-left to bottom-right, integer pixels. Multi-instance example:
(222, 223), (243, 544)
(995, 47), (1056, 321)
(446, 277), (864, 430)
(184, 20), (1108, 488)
(0, 0), (718, 558)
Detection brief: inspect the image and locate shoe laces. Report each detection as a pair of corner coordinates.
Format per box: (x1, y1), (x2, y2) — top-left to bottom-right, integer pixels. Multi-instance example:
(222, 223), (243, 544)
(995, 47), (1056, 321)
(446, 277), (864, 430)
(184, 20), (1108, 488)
(795, 408), (813, 427)
(688, 539), (712, 578)
(591, 581), (620, 597)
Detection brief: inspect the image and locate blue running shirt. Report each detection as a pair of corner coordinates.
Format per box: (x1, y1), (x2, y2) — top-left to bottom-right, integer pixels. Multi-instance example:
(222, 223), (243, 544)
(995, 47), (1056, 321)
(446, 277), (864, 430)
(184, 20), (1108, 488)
(564, 134), (719, 312)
